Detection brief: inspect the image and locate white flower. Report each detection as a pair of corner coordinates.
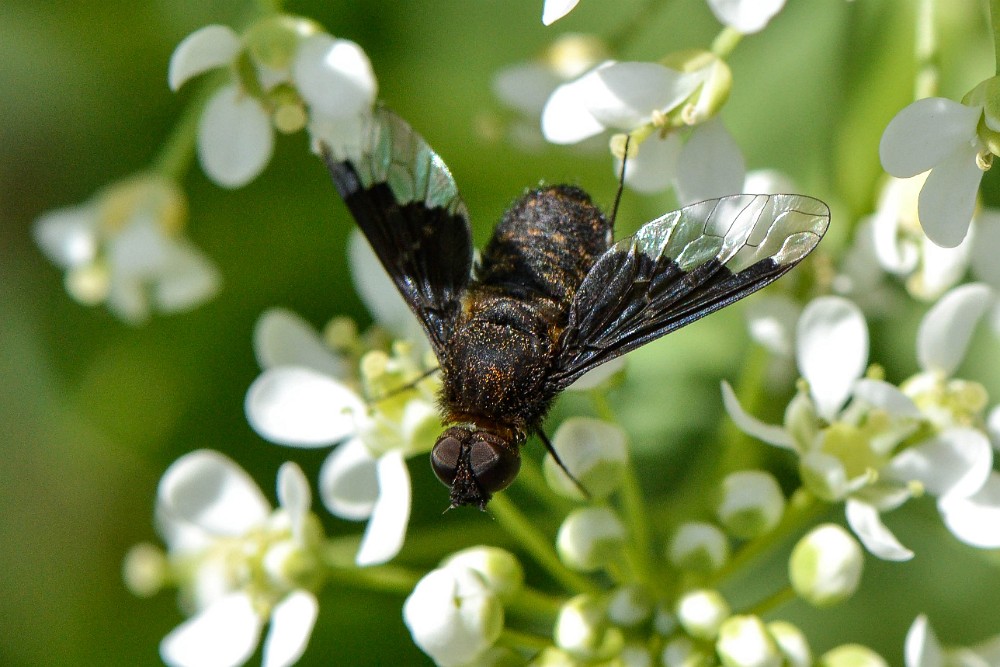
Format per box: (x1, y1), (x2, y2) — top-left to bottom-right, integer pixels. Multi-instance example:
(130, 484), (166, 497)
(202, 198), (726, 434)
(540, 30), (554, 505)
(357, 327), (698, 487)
(556, 507), (627, 572)
(540, 57), (743, 197)
(818, 644), (887, 667)
(542, 0), (581, 25)
(170, 20), (377, 188)
(723, 294), (996, 559)
(152, 451), (321, 667)
(715, 615), (782, 667)
(716, 470), (785, 539)
(675, 589), (730, 641)
(403, 566), (504, 667)
(667, 522), (730, 573)
(879, 97), (987, 247)
(865, 175), (974, 301)
(705, 0), (788, 34)
(245, 308), (439, 566)
(33, 174), (219, 324)
(553, 594), (625, 660)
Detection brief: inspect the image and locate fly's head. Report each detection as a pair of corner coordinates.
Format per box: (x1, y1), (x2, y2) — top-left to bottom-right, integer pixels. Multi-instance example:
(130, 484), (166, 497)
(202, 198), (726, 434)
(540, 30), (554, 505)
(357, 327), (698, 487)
(430, 426), (521, 509)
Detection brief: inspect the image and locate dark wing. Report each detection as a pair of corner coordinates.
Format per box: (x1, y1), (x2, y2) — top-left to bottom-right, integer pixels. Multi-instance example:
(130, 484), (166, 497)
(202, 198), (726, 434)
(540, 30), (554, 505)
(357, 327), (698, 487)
(547, 193), (829, 390)
(320, 107), (473, 358)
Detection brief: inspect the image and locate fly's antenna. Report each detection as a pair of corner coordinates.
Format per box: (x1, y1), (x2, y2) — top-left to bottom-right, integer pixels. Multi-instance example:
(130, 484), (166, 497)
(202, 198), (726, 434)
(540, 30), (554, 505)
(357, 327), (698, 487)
(537, 429), (591, 500)
(609, 133), (631, 231)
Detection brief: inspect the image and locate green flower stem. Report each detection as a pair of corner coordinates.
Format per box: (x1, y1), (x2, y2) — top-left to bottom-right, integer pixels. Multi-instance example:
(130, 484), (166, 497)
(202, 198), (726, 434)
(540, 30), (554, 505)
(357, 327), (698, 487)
(321, 562), (422, 597)
(715, 344), (771, 477)
(915, 0), (939, 99)
(992, 0), (1000, 74)
(151, 72), (226, 182)
(489, 493), (603, 595)
(708, 488), (825, 589)
(711, 27), (743, 60)
(743, 584), (796, 617)
(498, 627), (552, 652)
(589, 390), (659, 592)
(507, 586), (567, 622)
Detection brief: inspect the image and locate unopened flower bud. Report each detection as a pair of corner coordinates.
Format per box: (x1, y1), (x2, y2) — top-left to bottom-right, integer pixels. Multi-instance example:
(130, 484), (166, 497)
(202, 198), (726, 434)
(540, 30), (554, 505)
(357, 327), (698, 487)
(668, 521), (729, 572)
(676, 589), (730, 640)
(441, 546), (524, 600)
(716, 615), (781, 667)
(553, 594), (624, 661)
(122, 542), (168, 598)
(544, 418), (628, 500)
(403, 566), (503, 667)
(817, 644), (888, 667)
(661, 636), (713, 667)
(767, 621), (811, 667)
(607, 585), (654, 627)
(717, 471), (785, 539)
(556, 507), (627, 571)
(789, 524), (863, 607)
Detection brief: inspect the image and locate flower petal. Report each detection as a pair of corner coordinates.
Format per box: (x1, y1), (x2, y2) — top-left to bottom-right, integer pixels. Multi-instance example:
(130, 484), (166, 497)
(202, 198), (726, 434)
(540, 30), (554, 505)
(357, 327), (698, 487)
(879, 98), (981, 178)
(915, 231), (972, 300)
(158, 450), (270, 538)
(153, 240), (221, 313)
(355, 450), (411, 566)
(621, 133), (681, 194)
(916, 282), (993, 375)
(348, 230), (425, 344)
(262, 591), (319, 667)
(197, 84), (274, 188)
(253, 308), (347, 376)
(851, 379), (922, 418)
(293, 36), (377, 118)
(276, 462), (311, 542)
(542, 0), (581, 25)
(988, 406), (1000, 452)
(541, 74), (607, 144)
(721, 381), (797, 449)
(745, 294), (800, 358)
(917, 142), (983, 247)
(796, 297), (869, 421)
(583, 62), (704, 129)
(246, 367), (365, 446)
(169, 25), (241, 91)
(33, 204), (97, 268)
(160, 592), (262, 667)
(706, 0), (788, 34)
(904, 615), (944, 667)
(937, 472), (1000, 548)
(844, 498), (914, 561)
(885, 428), (992, 499)
(318, 438), (379, 520)
(493, 63), (561, 115)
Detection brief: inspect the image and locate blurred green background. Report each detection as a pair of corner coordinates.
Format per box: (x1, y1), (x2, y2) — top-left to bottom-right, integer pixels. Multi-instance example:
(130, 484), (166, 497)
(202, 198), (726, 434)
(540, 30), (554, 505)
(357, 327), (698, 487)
(3, 1), (1000, 665)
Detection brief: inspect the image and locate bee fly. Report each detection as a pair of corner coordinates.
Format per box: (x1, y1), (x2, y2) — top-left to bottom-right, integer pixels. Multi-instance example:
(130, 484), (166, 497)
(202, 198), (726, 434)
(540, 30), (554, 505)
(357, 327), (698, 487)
(321, 107), (829, 509)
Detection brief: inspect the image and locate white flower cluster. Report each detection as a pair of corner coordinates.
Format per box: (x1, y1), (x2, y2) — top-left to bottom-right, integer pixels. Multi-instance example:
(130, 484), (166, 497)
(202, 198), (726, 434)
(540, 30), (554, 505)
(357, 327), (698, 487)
(726, 287), (1000, 560)
(124, 451), (324, 667)
(34, 174), (220, 323)
(170, 16), (377, 188)
(542, 0), (788, 34)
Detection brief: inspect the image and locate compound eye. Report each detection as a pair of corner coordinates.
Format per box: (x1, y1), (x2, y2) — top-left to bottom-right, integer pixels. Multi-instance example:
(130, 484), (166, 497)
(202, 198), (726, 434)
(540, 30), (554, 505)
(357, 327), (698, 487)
(431, 435), (462, 486)
(469, 439), (521, 495)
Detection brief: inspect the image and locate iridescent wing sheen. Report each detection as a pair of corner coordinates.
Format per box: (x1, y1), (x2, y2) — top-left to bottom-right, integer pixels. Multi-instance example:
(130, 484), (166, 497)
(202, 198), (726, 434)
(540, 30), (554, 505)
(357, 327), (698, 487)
(548, 193), (830, 390)
(320, 107), (473, 358)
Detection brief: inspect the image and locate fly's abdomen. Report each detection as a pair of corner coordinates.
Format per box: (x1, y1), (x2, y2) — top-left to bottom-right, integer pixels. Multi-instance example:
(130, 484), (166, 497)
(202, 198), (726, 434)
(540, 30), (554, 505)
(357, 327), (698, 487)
(475, 185), (611, 310)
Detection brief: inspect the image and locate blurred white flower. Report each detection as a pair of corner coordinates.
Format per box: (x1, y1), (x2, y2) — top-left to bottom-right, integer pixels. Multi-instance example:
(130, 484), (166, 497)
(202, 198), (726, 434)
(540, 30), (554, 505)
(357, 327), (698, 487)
(170, 18), (377, 188)
(492, 33), (607, 150)
(553, 594), (625, 661)
(403, 565), (504, 667)
(879, 97), (987, 247)
(33, 174), (219, 324)
(150, 451), (322, 667)
(245, 308), (439, 566)
(788, 524), (862, 607)
(723, 294), (996, 559)
(715, 615), (782, 667)
(543, 417), (628, 500)
(905, 615), (1000, 667)
(705, 0), (788, 34)
(667, 521), (730, 573)
(556, 507), (627, 572)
